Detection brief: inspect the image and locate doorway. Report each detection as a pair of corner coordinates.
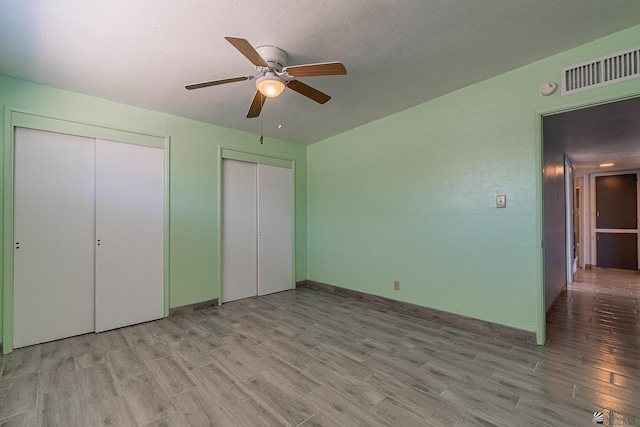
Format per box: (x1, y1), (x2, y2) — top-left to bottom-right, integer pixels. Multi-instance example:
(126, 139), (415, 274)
(542, 96), (640, 318)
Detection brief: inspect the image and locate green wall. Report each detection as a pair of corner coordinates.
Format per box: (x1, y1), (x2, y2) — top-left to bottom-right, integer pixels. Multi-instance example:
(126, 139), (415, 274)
(0, 75), (307, 346)
(307, 24), (640, 343)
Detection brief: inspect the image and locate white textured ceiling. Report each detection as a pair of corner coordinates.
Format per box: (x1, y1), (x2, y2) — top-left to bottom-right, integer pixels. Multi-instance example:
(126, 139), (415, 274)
(1, 1), (640, 145)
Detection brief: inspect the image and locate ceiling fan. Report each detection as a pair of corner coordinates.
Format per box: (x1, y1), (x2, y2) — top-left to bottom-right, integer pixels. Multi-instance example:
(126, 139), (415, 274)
(185, 37), (347, 118)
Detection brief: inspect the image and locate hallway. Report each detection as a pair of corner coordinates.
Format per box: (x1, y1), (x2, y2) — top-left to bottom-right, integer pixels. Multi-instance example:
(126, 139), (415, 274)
(546, 268), (640, 425)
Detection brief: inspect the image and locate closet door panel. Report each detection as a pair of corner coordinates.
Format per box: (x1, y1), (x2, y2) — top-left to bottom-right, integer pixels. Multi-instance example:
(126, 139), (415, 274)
(95, 139), (164, 332)
(257, 164), (293, 296)
(13, 127), (96, 348)
(222, 159), (258, 302)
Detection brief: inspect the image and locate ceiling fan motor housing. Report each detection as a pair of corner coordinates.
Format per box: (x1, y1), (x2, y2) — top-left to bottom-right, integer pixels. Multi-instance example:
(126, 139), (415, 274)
(186, 37), (345, 118)
(256, 45), (288, 72)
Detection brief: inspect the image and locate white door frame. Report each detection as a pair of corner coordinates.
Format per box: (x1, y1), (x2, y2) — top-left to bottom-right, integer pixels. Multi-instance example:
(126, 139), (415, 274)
(2, 108), (170, 354)
(218, 147), (296, 304)
(575, 176), (584, 269)
(564, 158), (574, 282)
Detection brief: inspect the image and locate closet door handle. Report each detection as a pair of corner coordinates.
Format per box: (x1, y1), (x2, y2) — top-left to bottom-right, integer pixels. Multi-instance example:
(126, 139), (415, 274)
(15, 241), (20, 249)
(97, 239), (101, 246)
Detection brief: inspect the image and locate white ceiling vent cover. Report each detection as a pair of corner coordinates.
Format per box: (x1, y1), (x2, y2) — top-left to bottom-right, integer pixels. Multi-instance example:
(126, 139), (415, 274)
(561, 46), (640, 95)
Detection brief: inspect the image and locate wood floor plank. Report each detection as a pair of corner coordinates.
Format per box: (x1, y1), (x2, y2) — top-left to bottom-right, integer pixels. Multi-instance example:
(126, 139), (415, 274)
(40, 355), (78, 393)
(486, 371), (574, 400)
(168, 315), (220, 344)
(40, 384), (84, 427)
(314, 333), (373, 363)
(298, 412), (342, 427)
(260, 337), (320, 370)
(131, 335), (173, 361)
(1, 347), (40, 379)
(108, 346), (148, 380)
(100, 330), (130, 351)
(170, 387), (239, 427)
(438, 380), (520, 414)
(258, 354), (322, 396)
(120, 323), (152, 347)
(226, 398), (289, 427)
(78, 363), (120, 406)
(364, 353), (448, 396)
(454, 407), (552, 427)
(305, 386), (392, 427)
(191, 361), (252, 409)
(370, 396), (444, 427)
(208, 344), (262, 381)
(222, 333), (273, 360)
(242, 371), (318, 426)
(93, 395), (138, 427)
(306, 345), (375, 382)
(306, 362), (386, 410)
(419, 360), (492, 385)
(158, 332), (212, 371)
(269, 326), (320, 351)
(147, 355), (198, 396)
(0, 409), (37, 427)
(186, 311), (234, 338)
(142, 412), (190, 427)
(41, 339), (75, 362)
(365, 370), (462, 422)
(118, 373), (176, 426)
(572, 381), (640, 415)
(514, 393), (592, 426)
(0, 372), (38, 420)
(230, 319), (274, 344)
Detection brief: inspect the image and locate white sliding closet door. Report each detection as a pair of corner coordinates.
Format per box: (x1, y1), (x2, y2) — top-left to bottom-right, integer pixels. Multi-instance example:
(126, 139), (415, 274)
(257, 164), (293, 295)
(222, 159), (258, 302)
(221, 160), (293, 302)
(14, 128), (96, 348)
(94, 139), (164, 332)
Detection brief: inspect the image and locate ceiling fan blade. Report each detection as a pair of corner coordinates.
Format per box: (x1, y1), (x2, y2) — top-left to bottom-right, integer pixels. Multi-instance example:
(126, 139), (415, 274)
(247, 90), (266, 118)
(287, 80), (331, 104)
(284, 61), (347, 77)
(225, 36), (269, 68)
(185, 76), (250, 90)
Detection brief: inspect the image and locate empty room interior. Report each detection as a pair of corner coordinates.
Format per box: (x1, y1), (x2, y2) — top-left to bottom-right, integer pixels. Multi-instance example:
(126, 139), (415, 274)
(1, 1), (640, 426)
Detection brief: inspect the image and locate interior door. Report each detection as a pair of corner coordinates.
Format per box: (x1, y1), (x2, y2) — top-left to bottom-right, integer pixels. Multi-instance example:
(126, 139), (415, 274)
(13, 127), (96, 348)
(222, 159), (258, 302)
(94, 139), (164, 332)
(257, 164), (293, 296)
(595, 174), (638, 270)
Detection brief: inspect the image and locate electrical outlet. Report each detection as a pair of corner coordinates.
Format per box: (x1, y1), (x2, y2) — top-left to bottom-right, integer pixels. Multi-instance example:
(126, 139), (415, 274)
(496, 195), (506, 208)
(393, 280), (400, 291)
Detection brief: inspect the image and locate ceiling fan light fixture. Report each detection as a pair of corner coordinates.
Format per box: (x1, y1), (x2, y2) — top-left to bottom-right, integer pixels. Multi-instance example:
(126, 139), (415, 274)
(256, 73), (285, 98)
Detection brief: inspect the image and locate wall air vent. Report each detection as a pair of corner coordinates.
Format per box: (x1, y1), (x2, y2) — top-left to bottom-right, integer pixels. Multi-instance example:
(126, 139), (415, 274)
(561, 46), (640, 95)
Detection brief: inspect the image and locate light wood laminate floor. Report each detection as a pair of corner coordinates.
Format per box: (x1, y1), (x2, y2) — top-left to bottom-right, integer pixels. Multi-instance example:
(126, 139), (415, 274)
(1, 268), (639, 426)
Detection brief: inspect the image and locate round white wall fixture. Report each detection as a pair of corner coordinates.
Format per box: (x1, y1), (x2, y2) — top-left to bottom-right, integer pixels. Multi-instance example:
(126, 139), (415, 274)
(539, 82), (557, 96)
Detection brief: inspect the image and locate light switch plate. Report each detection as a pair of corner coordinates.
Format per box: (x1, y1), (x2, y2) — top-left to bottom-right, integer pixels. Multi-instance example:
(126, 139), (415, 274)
(496, 195), (506, 208)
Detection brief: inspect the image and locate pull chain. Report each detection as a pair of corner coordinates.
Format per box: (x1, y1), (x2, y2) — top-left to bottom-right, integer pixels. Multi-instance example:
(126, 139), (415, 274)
(259, 93), (264, 144)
